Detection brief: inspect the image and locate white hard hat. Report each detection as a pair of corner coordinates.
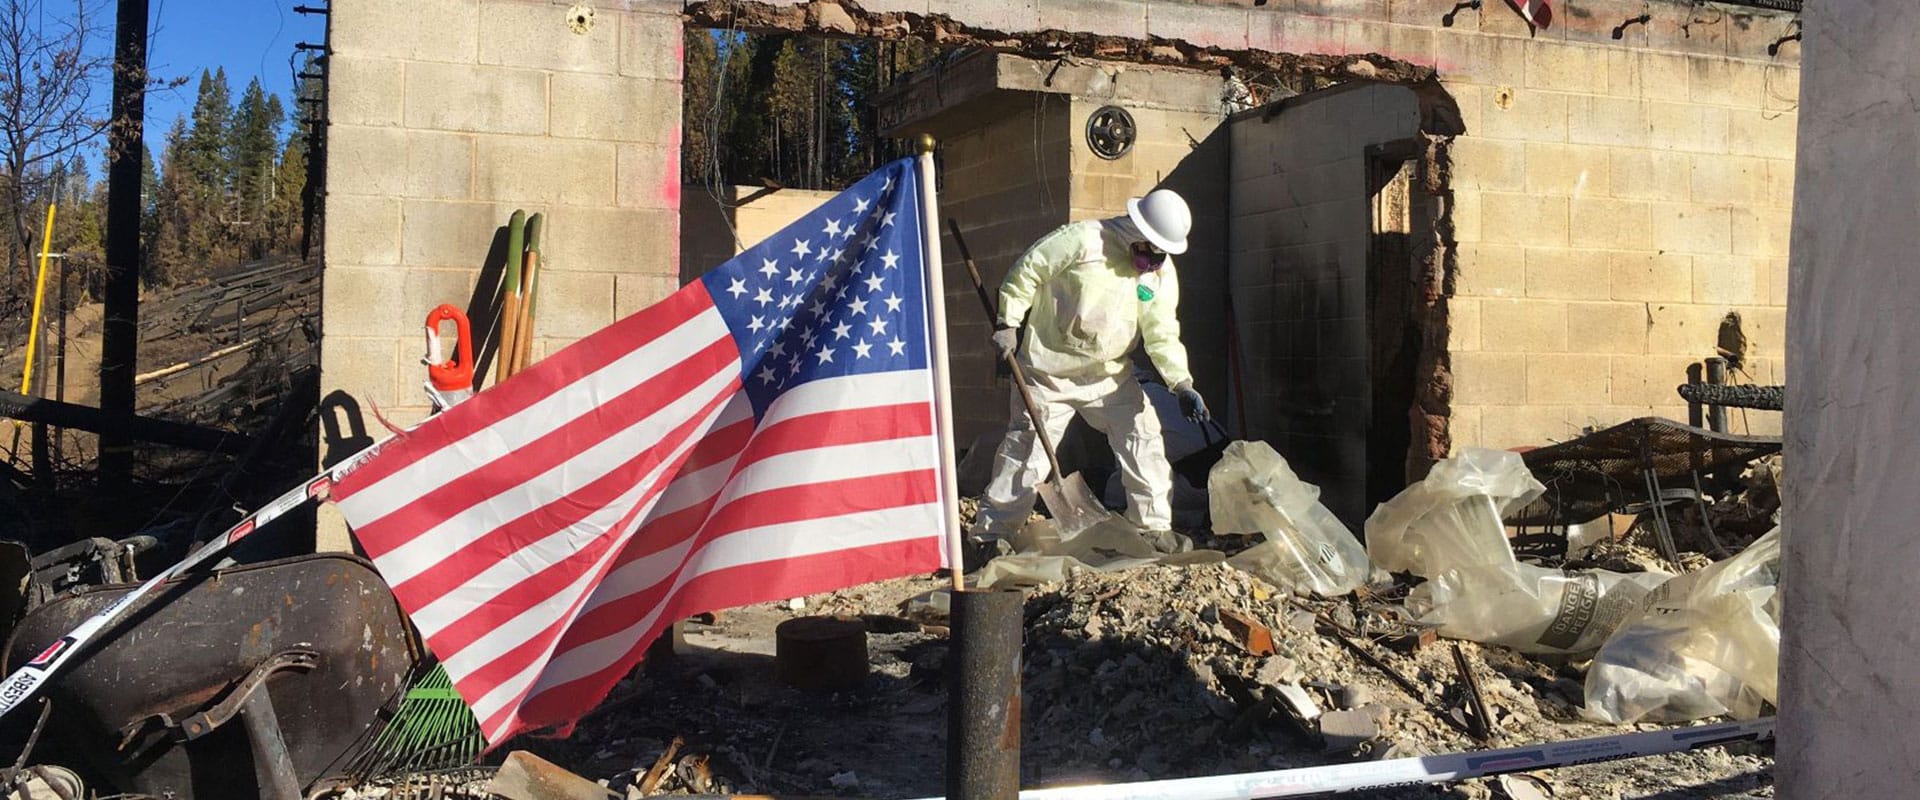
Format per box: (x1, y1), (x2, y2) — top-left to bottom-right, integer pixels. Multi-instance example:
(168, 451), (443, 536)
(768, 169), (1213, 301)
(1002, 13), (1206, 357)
(1127, 189), (1192, 255)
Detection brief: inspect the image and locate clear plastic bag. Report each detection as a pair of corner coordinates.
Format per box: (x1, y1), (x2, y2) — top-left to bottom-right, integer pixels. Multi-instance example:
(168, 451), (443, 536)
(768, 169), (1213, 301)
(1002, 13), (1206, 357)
(1583, 528), (1782, 723)
(974, 517), (1224, 589)
(1364, 448), (1545, 578)
(1208, 440), (1372, 596)
(1410, 564), (1670, 654)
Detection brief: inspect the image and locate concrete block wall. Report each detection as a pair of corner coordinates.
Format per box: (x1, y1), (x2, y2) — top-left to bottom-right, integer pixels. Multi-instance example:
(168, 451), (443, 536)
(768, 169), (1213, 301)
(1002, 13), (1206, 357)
(319, 0), (684, 548)
(679, 185), (844, 285)
(1227, 83), (1423, 520)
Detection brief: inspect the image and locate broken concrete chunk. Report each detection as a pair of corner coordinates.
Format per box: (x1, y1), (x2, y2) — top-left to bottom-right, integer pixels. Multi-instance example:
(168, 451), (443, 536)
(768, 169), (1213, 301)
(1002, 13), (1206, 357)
(1319, 708), (1382, 754)
(1340, 683), (1375, 710)
(1273, 682), (1323, 723)
(1256, 655), (1302, 686)
(489, 751), (617, 800)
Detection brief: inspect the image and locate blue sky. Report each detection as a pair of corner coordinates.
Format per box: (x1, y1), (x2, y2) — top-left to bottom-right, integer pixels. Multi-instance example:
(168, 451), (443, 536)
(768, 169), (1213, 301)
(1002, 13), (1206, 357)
(85, 0), (324, 174)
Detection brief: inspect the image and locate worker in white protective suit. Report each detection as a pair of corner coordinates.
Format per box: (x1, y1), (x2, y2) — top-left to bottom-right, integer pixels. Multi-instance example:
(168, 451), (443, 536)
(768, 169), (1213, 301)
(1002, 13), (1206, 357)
(971, 189), (1210, 551)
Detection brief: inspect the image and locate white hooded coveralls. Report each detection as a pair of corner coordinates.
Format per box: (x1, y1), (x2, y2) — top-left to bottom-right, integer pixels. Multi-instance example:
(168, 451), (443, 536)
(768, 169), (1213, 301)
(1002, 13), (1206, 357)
(973, 219), (1194, 536)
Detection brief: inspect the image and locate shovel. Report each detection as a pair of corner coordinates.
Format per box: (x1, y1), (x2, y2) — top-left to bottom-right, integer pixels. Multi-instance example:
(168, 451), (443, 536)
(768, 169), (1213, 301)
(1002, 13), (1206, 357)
(948, 219), (1111, 537)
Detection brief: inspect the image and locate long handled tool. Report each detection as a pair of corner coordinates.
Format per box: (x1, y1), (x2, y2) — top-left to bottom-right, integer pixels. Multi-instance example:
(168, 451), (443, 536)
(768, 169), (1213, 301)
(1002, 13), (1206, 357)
(493, 211), (527, 386)
(948, 219), (1110, 537)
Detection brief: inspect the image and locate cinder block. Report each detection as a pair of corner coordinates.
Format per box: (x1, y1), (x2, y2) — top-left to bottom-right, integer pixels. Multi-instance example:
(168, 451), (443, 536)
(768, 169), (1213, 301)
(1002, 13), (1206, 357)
(1479, 193), (1569, 247)
(1526, 353), (1609, 404)
(1765, 159), (1795, 208)
(1451, 189), (1482, 243)
(542, 206), (678, 276)
(1646, 9), (1726, 57)
(615, 272), (684, 317)
(1448, 405), (1484, 450)
(1651, 203), (1731, 255)
(1478, 405), (1576, 450)
(1525, 247), (1610, 300)
(1731, 205), (1791, 258)
(1645, 302), (1726, 356)
(1298, 0), (1388, 21)
(1525, 142), (1610, 197)
(620, 10), (685, 81)
(1148, 2), (1250, 48)
(1251, 13), (1352, 55)
(616, 143), (681, 210)
(327, 56), (405, 127)
(332, 0), (478, 62)
(1525, 40), (1609, 94)
(1040, 0), (1149, 40)
(1609, 355), (1697, 406)
(1567, 300), (1648, 355)
(528, 269), (618, 339)
(1479, 88), (1570, 142)
(1690, 255), (1762, 305)
(1726, 107), (1797, 160)
(1609, 148), (1690, 202)
(1431, 30), (1525, 82)
(320, 333), (403, 418)
(1769, 257), (1789, 306)
(404, 62), (548, 135)
(404, 267), (485, 328)
(550, 74), (679, 143)
(323, 267), (407, 336)
(474, 136), (617, 206)
(406, 130), (476, 200)
(1379, 21), (1437, 66)
(1450, 351), (1528, 405)
(1569, 95), (1650, 148)
(1647, 101), (1731, 154)
(1569, 197), (1653, 250)
(1608, 251), (1691, 302)
(327, 126), (409, 196)
(953, 0), (1041, 33)
(1450, 138), (1526, 192)
(1605, 48), (1642, 98)
(323, 196), (402, 267)
(401, 200), (502, 269)
(1638, 51), (1690, 101)
(1454, 242), (1526, 298)
(479, 0), (619, 73)
(1450, 297), (1482, 351)
(1480, 297), (1569, 352)
(1741, 305), (1787, 354)
(1688, 154), (1768, 205)
(1686, 55), (1766, 108)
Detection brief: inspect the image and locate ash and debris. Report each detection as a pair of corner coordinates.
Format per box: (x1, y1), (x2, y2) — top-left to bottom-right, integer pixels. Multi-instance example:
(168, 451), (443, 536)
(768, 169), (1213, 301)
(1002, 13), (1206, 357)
(326, 465), (1779, 800)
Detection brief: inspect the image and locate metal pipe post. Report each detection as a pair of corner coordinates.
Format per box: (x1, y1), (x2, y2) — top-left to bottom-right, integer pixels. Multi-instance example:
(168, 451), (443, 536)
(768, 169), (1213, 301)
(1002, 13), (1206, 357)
(947, 588), (1022, 800)
(1704, 357), (1728, 433)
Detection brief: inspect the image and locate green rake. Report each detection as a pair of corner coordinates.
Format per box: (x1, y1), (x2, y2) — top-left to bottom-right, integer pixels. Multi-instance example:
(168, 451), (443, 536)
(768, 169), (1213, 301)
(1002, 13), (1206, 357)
(344, 663), (486, 779)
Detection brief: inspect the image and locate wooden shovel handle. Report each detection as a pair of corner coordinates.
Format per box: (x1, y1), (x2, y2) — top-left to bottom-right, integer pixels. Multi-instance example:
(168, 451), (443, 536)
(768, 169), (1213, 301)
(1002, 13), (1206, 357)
(947, 218), (1066, 483)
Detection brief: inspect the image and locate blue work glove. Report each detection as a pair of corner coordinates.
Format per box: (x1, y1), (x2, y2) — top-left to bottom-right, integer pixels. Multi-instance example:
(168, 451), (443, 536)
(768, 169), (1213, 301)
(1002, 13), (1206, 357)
(1174, 382), (1210, 423)
(991, 325), (1018, 360)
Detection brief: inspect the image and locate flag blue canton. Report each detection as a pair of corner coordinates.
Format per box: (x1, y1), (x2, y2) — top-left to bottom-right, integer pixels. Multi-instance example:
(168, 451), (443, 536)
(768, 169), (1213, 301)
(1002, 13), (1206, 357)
(698, 159), (929, 415)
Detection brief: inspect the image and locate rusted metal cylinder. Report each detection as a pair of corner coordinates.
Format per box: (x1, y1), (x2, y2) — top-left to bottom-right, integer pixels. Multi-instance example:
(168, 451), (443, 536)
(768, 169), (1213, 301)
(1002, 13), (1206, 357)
(774, 615), (868, 691)
(946, 589), (1022, 800)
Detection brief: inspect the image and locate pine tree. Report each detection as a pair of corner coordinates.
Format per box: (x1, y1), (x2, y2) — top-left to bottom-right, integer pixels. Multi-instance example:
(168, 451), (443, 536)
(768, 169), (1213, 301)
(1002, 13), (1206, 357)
(147, 116), (193, 285)
(229, 79), (283, 256)
(267, 137), (306, 254)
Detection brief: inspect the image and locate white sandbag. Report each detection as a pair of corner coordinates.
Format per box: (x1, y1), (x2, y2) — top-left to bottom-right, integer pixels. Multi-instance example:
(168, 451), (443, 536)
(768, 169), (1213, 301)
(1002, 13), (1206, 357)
(1584, 528), (1782, 723)
(1409, 563), (1670, 654)
(1364, 447), (1544, 578)
(1208, 440), (1372, 596)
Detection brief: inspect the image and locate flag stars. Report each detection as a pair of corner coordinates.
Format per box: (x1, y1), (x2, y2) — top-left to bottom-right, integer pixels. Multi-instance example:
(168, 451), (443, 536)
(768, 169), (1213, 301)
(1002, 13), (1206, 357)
(747, 315), (765, 333)
(815, 346), (836, 364)
(727, 277), (747, 298)
(790, 238), (812, 259)
(760, 259), (779, 279)
(880, 250), (900, 270)
(757, 365), (778, 385)
(786, 267), (805, 286)
(863, 274), (884, 293)
(852, 339), (873, 359)
(881, 211), (897, 228)
(808, 298), (827, 318)
(831, 320), (852, 340)
(853, 197), (871, 215)
(887, 337), (906, 356)
(823, 218), (842, 238)
(847, 297), (869, 316)
(885, 293), (904, 313)
(753, 287), (773, 307)
(867, 317), (889, 337)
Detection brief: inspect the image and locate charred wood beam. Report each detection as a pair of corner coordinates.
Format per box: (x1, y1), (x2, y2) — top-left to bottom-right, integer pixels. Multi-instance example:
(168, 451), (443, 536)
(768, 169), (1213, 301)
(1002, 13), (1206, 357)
(0, 392), (251, 456)
(680, 0), (1439, 86)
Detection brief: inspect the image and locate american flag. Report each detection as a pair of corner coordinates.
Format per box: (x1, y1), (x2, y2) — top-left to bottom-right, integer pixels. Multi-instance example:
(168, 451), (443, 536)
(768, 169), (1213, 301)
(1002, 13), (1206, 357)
(331, 158), (951, 744)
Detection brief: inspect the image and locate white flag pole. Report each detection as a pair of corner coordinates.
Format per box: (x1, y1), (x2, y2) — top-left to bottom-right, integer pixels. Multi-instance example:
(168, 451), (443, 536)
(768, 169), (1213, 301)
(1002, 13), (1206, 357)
(915, 135), (964, 591)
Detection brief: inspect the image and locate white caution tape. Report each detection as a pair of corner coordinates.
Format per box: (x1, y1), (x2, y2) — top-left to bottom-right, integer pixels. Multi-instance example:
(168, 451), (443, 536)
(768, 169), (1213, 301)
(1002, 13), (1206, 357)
(0, 438), (391, 721)
(912, 717), (1773, 800)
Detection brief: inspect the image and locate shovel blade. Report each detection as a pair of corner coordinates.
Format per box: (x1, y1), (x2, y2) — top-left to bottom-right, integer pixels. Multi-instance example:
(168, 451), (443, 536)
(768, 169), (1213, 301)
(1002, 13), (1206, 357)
(1036, 471), (1111, 536)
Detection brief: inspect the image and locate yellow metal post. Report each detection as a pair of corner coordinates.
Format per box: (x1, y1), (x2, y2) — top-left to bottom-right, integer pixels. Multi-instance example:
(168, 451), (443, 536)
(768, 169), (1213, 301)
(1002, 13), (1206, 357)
(19, 202), (56, 396)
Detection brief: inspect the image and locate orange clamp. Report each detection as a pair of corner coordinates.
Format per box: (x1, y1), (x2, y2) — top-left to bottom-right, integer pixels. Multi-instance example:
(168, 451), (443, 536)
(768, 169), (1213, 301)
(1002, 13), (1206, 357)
(425, 304), (474, 392)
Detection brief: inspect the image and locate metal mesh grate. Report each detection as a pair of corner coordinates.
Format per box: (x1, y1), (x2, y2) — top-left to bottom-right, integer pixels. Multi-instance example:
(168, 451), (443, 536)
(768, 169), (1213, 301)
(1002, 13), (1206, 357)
(1507, 417), (1781, 526)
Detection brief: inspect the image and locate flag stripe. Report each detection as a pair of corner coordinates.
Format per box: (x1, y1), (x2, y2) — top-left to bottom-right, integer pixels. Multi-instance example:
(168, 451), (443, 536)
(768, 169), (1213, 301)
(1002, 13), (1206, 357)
(502, 536), (944, 735)
(402, 383), (744, 633)
(335, 297), (731, 524)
